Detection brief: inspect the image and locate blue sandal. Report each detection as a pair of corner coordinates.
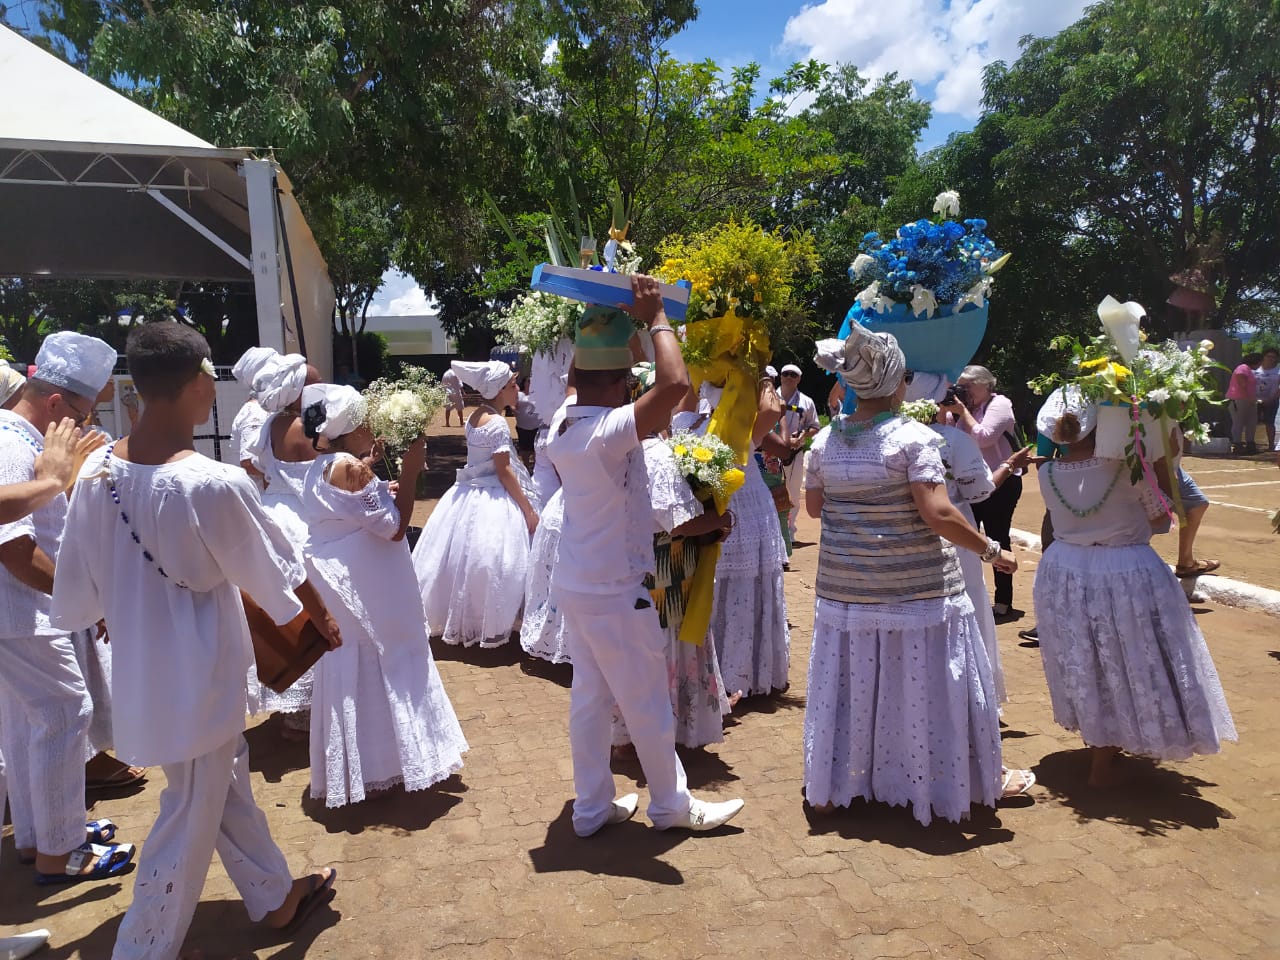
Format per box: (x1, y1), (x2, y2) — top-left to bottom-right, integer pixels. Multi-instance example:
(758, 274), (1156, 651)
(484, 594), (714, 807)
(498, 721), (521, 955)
(34, 841), (136, 885)
(19, 819), (118, 865)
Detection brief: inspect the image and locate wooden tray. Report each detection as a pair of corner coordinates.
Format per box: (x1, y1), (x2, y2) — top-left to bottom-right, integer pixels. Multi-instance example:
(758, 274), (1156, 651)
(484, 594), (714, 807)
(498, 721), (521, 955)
(241, 592), (328, 694)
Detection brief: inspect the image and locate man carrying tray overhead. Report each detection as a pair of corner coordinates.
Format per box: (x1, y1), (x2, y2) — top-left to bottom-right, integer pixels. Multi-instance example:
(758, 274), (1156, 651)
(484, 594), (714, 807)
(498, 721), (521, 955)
(51, 322), (343, 960)
(547, 273), (744, 837)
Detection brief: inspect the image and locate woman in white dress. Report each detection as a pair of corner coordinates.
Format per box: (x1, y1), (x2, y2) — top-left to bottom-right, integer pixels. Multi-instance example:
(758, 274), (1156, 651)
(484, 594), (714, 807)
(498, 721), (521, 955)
(413, 361), (538, 648)
(804, 324), (1034, 825)
(246, 352), (321, 722)
(229, 346), (278, 490)
(299, 384), (468, 807)
(612, 434), (734, 749)
(698, 380), (791, 699)
(1032, 388), (1236, 787)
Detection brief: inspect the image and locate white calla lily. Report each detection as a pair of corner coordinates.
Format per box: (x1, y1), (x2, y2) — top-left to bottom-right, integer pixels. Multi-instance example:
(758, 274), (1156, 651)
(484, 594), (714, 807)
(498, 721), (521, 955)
(1096, 295), (1145, 363)
(955, 278), (992, 311)
(909, 284), (938, 318)
(850, 253), (875, 278)
(932, 190), (960, 218)
(855, 281), (881, 311)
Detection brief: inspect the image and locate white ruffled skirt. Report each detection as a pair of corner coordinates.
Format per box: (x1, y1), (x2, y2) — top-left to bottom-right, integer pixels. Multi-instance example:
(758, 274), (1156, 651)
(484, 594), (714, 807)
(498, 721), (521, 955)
(413, 474), (531, 648)
(957, 502), (1004, 703)
(519, 490), (570, 664)
(1033, 542), (1236, 759)
(711, 462), (790, 697)
(803, 593), (1002, 825)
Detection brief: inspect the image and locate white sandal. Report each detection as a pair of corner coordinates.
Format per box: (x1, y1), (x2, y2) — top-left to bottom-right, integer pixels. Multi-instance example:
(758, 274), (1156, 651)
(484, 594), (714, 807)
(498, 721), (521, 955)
(1000, 767), (1036, 798)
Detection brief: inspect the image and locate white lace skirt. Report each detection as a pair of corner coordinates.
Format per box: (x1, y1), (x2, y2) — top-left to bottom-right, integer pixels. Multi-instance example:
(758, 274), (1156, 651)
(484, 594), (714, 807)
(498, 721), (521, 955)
(1033, 542), (1236, 759)
(519, 491), (570, 664)
(711, 463), (790, 697)
(412, 479), (531, 647)
(256, 491), (314, 714)
(803, 593), (1002, 825)
(612, 627), (731, 749)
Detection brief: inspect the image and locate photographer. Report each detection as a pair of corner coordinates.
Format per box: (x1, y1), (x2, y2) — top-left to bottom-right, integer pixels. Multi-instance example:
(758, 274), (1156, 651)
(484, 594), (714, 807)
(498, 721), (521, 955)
(777, 364), (820, 542)
(940, 365), (1024, 619)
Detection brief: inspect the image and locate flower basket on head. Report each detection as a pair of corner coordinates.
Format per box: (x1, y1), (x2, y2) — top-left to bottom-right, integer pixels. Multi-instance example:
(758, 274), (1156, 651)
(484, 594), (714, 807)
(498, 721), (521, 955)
(840, 192), (1010, 397)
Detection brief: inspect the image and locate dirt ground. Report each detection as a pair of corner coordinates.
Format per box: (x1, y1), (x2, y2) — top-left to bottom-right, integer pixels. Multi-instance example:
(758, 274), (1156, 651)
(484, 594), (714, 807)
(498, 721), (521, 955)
(3, 415), (1277, 959)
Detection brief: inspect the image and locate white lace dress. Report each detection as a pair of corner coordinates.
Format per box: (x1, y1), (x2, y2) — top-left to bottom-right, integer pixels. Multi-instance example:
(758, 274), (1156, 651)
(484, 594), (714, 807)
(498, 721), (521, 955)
(247, 417), (315, 715)
(300, 454), (468, 807)
(520, 487), (569, 664)
(412, 415), (533, 647)
(932, 424), (1005, 703)
(1034, 458), (1236, 759)
(611, 439), (732, 748)
(803, 417), (1002, 825)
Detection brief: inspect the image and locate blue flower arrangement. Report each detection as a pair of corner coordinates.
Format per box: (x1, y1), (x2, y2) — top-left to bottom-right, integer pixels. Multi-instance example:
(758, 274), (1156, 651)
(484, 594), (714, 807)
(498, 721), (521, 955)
(848, 192), (1010, 317)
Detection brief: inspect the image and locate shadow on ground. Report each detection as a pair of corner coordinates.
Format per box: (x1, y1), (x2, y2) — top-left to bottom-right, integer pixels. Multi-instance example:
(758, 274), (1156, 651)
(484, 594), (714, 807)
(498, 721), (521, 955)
(529, 801), (741, 885)
(803, 798), (1015, 855)
(245, 717), (311, 783)
(609, 745), (740, 793)
(429, 638), (523, 669)
(1032, 749), (1234, 836)
(519, 656), (572, 689)
(302, 776), (467, 836)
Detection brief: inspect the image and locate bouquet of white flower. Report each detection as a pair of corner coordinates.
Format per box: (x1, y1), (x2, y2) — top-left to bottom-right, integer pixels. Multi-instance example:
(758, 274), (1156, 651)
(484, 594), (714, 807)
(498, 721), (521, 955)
(364, 366), (445, 473)
(665, 430), (745, 502)
(899, 399), (939, 425)
(493, 291), (585, 356)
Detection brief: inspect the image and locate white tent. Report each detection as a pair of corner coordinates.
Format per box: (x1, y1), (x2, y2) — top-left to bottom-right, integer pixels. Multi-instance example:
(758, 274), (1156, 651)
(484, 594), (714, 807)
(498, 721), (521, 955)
(0, 25), (334, 375)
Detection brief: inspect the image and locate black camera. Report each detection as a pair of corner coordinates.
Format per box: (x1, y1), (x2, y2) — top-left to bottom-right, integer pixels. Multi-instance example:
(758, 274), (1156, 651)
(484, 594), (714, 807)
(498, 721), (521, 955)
(943, 383), (970, 407)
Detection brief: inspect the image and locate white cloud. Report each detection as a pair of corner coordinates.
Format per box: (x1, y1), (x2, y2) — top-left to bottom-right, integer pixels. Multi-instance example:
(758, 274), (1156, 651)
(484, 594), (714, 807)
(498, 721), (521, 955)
(365, 269), (437, 317)
(543, 38), (559, 65)
(782, 0), (1091, 120)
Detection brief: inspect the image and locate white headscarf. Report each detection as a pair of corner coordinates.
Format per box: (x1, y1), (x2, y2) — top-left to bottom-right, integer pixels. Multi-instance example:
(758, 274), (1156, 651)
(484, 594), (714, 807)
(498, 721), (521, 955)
(33, 331), (117, 400)
(1, 366), (25, 406)
(301, 383), (367, 441)
(232, 346), (279, 391)
(1036, 386), (1097, 442)
(451, 360), (514, 400)
(813, 322), (906, 399)
(252, 352), (308, 412)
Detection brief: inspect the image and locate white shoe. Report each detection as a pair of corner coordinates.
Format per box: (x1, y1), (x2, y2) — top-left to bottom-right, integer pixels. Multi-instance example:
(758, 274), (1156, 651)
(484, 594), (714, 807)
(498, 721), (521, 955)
(1, 930), (51, 960)
(576, 793), (639, 837)
(660, 797), (744, 832)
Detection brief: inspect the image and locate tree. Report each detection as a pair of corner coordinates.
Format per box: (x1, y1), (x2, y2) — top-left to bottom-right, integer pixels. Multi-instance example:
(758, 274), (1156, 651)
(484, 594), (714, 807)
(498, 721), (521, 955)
(310, 185), (401, 339)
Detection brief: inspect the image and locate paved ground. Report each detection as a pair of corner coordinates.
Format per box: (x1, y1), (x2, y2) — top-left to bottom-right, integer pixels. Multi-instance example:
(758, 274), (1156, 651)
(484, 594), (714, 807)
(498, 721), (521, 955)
(3, 420), (1278, 959)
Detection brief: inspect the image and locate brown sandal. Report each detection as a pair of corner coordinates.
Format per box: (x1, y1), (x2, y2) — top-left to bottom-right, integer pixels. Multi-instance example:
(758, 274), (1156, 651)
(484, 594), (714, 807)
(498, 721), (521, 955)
(1175, 559), (1220, 578)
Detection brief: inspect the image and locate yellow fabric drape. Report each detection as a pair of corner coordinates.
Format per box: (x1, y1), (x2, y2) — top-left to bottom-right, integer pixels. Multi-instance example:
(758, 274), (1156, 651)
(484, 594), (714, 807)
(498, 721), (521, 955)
(678, 311), (771, 645)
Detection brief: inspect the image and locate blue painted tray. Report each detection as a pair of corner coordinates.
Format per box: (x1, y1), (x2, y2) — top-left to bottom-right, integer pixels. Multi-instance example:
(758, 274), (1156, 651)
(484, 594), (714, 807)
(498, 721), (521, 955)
(531, 264), (692, 322)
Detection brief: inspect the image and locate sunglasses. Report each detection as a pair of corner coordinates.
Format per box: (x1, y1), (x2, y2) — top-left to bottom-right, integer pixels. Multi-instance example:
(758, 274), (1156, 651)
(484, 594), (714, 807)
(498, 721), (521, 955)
(903, 370), (916, 385)
(61, 396), (95, 425)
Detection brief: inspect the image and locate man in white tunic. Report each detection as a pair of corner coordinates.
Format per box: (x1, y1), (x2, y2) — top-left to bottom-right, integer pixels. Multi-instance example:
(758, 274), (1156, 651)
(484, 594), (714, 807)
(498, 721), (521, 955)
(52, 323), (342, 959)
(546, 275), (744, 837)
(0, 331), (137, 883)
(777, 363), (820, 540)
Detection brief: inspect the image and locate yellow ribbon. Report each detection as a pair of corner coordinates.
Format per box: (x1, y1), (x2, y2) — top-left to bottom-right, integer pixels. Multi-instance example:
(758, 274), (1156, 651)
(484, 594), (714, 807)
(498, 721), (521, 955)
(677, 311), (771, 645)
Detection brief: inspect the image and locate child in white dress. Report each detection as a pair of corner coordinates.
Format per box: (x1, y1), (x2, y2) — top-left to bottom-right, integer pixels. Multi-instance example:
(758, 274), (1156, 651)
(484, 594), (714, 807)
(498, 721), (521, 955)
(299, 385), (468, 807)
(413, 361), (538, 648)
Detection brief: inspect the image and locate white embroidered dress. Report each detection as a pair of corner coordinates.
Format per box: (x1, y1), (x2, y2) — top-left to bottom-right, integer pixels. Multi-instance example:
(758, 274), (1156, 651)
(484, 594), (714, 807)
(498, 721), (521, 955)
(1034, 458), (1236, 759)
(803, 416), (1002, 825)
(520, 487), (569, 664)
(412, 415), (533, 647)
(682, 412), (789, 698)
(300, 454), (468, 807)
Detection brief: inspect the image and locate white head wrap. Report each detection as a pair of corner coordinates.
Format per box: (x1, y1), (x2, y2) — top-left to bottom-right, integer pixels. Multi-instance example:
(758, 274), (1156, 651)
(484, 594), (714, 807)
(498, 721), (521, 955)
(696, 381), (723, 416)
(301, 383), (367, 441)
(903, 371), (949, 403)
(813, 322), (906, 399)
(1036, 386), (1097, 443)
(252, 352), (308, 412)
(33, 331), (117, 400)
(764, 365), (778, 379)
(451, 360), (514, 400)
(231, 346), (279, 390)
(1, 366), (25, 406)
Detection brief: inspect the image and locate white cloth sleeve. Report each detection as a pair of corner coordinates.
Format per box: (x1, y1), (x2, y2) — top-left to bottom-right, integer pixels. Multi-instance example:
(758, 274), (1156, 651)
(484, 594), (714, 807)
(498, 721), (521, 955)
(893, 424), (948, 485)
(0, 435), (37, 548)
(642, 441), (703, 534)
(322, 457), (402, 541)
(946, 429), (996, 504)
(49, 480), (104, 631)
(805, 426), (830, 490)
(198, 475), (306, 625)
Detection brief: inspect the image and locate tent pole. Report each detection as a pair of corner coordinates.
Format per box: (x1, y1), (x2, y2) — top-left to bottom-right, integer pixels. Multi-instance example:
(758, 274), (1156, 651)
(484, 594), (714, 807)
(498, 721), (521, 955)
(273, 183), (307, 358)
(239, 158), (285, 353)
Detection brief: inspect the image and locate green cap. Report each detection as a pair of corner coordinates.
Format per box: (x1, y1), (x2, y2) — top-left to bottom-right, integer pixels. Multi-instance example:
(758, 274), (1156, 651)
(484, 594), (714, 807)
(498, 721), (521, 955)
(574, 305), (635, 371)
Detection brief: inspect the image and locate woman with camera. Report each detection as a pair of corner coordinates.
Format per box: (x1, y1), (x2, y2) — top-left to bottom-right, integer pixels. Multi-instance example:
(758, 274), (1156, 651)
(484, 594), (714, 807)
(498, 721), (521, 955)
(940, 365), (1024, 620)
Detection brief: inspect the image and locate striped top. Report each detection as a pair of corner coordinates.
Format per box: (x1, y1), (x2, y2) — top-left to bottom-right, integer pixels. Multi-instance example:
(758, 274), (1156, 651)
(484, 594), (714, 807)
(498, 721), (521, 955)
(806, 416), (964, 605)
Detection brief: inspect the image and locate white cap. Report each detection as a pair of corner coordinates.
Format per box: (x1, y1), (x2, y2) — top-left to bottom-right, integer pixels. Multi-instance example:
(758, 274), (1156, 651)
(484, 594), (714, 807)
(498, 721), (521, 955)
(33, 331), (116, 400)
(764, 365), (778, 379)
(781, 363), (802, 377)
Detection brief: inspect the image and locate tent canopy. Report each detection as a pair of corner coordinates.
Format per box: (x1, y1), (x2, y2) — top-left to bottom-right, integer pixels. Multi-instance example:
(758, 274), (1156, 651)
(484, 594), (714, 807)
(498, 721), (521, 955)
(0, 25), (334, 373)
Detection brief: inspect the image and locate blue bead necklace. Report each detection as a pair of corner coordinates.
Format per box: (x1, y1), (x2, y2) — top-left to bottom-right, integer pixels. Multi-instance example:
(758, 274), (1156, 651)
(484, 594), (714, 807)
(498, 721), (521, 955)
(103, 443), (190, 589)
(0, 420), (43, 454)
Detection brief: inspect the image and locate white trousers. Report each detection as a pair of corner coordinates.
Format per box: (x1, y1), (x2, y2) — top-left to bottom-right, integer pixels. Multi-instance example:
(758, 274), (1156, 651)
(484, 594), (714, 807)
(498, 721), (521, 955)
(557, 586), (692, 835)
(72, 628), (114, 756)
(113, 735), (293, 960)
(0, 633), (90, 855)
(783, 452), (805, 535)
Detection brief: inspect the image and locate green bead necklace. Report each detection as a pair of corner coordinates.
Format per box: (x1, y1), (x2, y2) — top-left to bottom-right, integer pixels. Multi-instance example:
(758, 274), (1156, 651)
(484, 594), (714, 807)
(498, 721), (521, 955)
(1046, 461), (1123, 519)
(833, 410), (898, 440)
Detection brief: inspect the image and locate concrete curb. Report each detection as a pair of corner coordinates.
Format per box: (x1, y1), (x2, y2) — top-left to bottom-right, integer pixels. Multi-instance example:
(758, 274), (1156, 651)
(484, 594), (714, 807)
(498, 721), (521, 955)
(1010, 527), (1280, 619)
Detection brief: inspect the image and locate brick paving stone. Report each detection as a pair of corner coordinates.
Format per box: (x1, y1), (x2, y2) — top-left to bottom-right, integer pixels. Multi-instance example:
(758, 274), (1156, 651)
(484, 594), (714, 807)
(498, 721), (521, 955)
(2, 420), (1277, 958)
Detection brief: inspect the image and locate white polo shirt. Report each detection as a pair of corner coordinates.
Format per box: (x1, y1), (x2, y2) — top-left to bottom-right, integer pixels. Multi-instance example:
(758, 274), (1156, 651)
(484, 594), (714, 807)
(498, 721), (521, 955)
(546, 404), (648, 595)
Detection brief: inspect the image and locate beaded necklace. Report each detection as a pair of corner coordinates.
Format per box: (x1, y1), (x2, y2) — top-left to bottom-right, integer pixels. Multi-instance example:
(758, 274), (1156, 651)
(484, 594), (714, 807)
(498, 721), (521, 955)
(0, 419), (43, 454)
(1046, 460), (1123, 519)
(832, 410), (899, 441)
(103, 442), (190, 589)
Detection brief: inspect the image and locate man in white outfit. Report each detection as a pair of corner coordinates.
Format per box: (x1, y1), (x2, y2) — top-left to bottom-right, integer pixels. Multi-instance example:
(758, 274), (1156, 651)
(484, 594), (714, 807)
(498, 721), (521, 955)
(0, 331), (137, 884)
(547, 274), (744, 837)
(777, 364), (820, 539)
(52, 322), (342, 959)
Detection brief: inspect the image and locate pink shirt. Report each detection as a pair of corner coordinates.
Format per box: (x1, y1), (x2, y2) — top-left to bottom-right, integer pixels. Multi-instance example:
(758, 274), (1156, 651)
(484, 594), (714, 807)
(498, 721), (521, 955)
(1226, 363), (1257, 401)
(961, 394), (1018, 472)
